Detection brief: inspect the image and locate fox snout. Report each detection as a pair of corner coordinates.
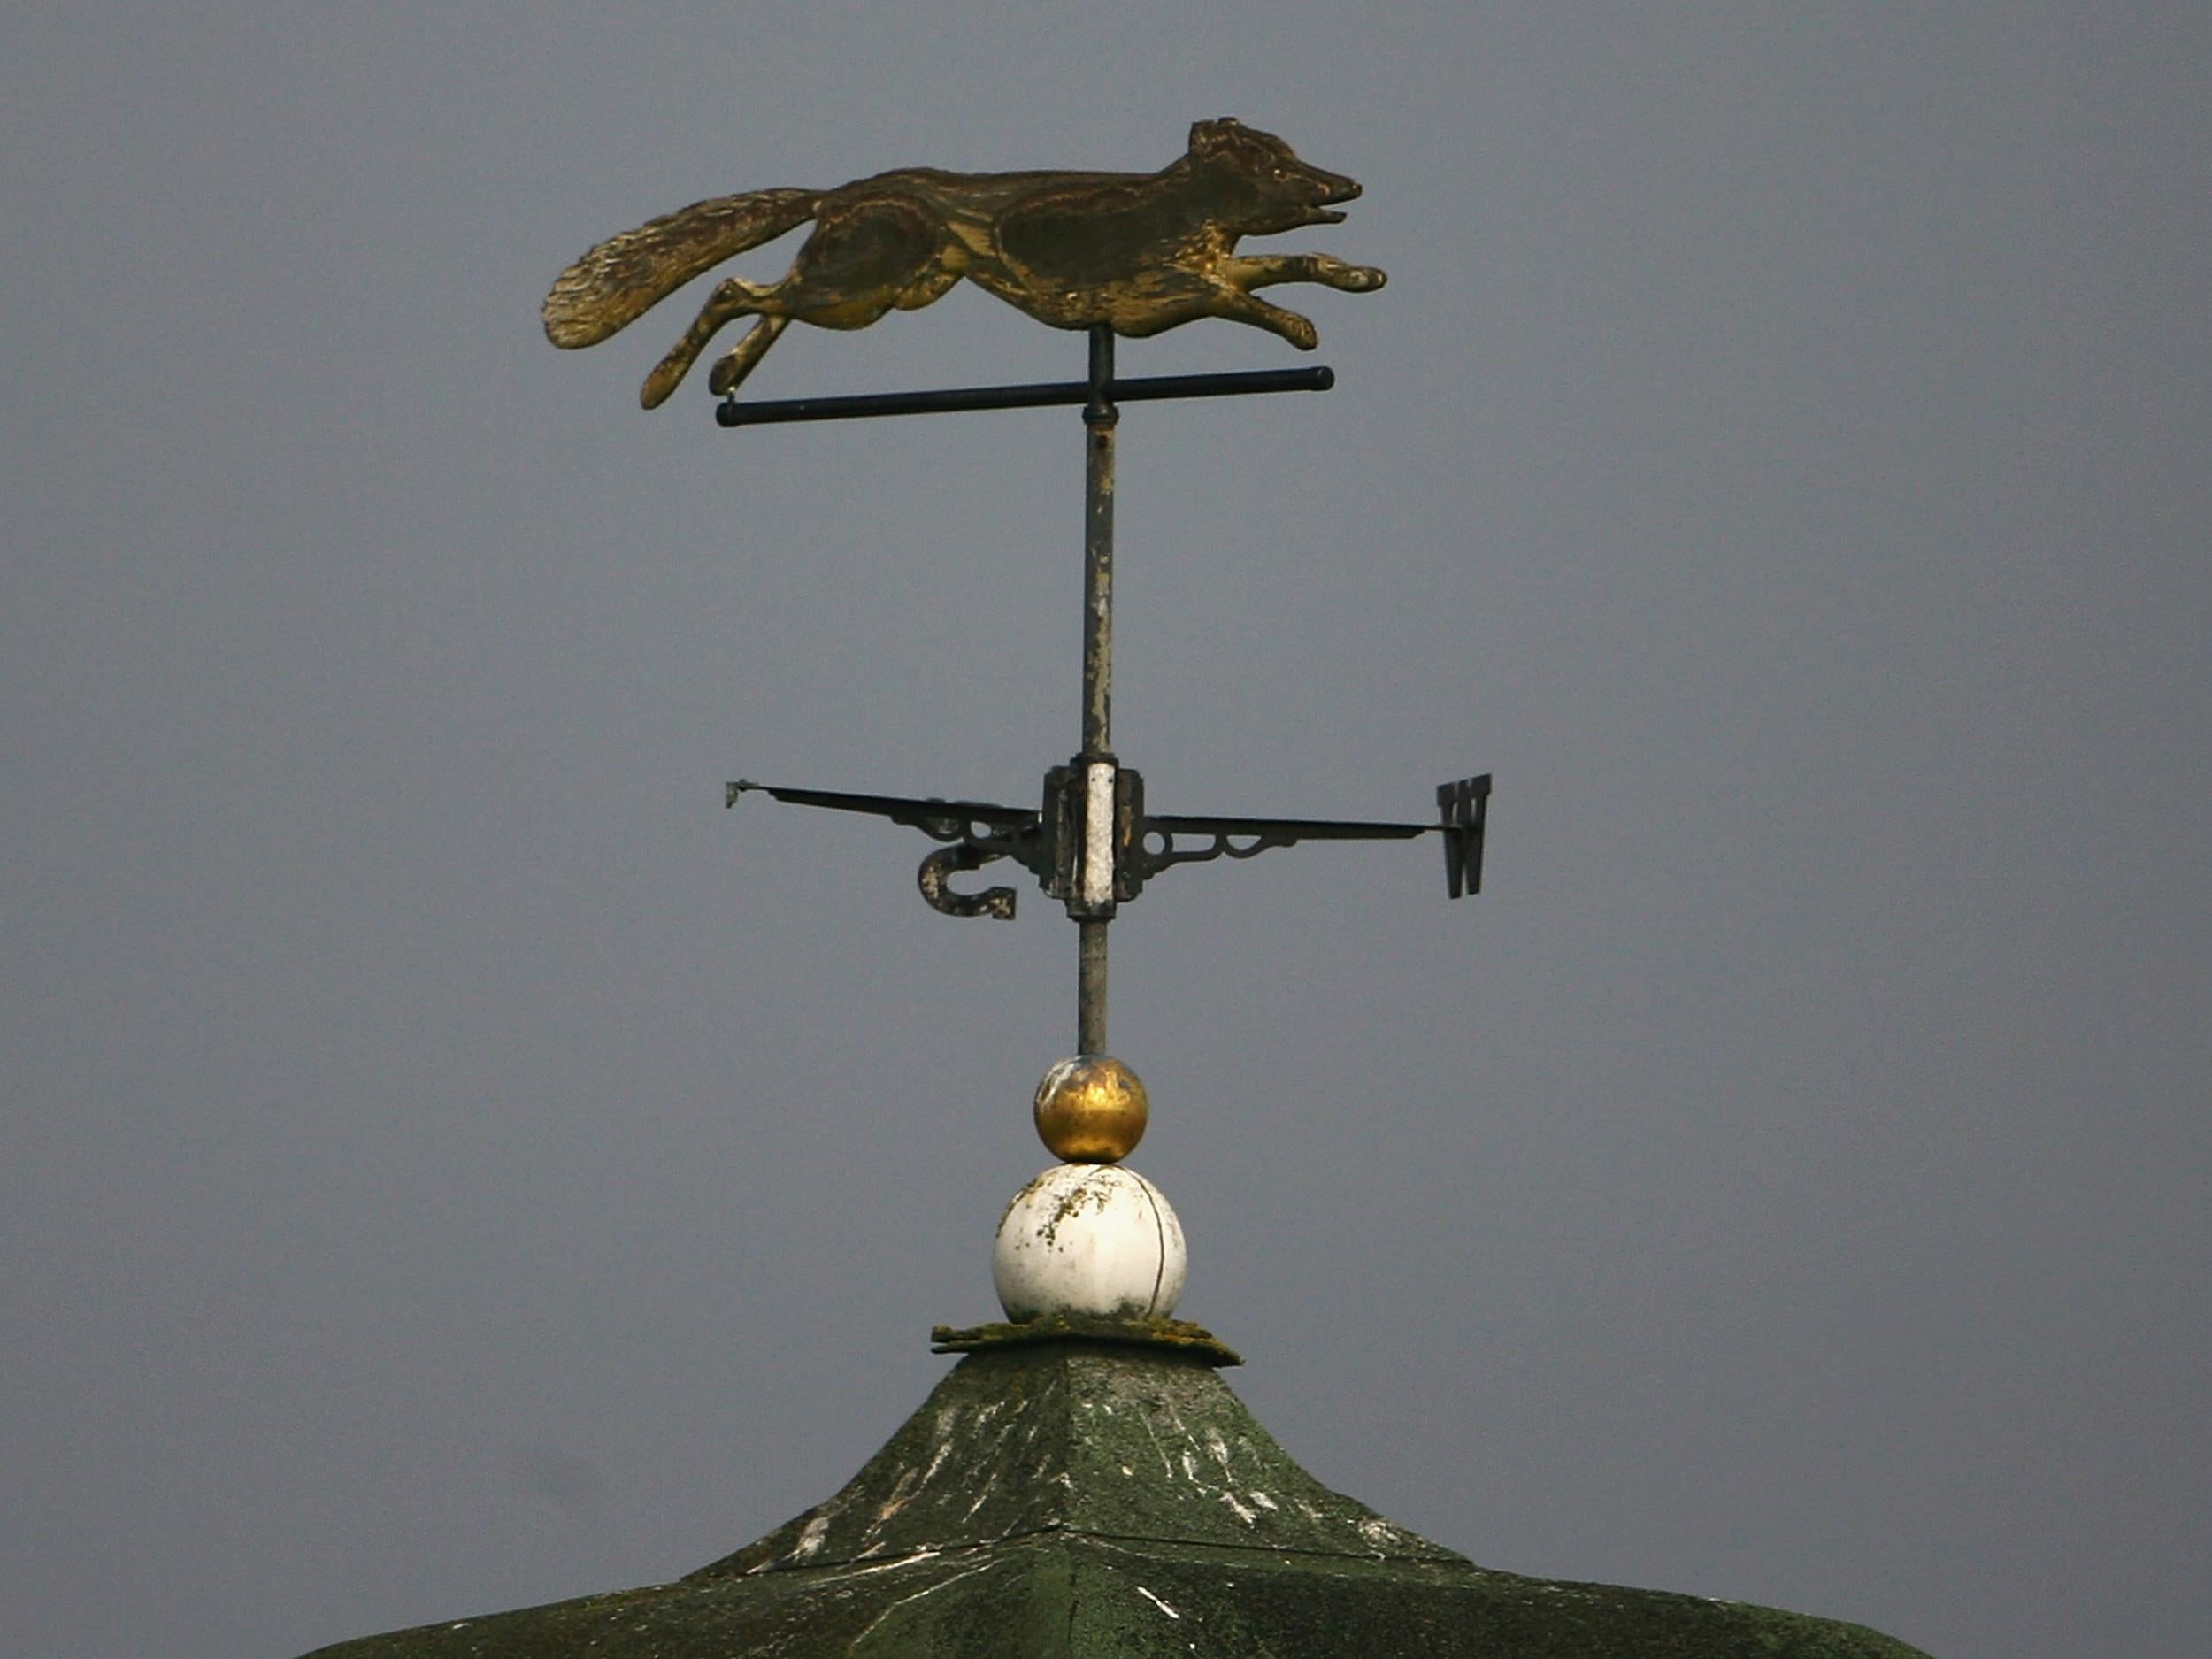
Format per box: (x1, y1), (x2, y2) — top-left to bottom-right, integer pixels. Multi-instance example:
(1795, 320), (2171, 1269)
(1292, 170), (1359, 226)
(1267, 151), (1361, 222)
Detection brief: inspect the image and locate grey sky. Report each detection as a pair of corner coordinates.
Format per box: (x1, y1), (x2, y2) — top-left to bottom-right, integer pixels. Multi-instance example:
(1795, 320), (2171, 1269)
(4, 6), (2206, 1658)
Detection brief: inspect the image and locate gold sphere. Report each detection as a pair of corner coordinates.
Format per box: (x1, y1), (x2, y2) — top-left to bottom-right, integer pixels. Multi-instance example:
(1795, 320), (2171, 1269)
(1033, 1055), (1148, 1164)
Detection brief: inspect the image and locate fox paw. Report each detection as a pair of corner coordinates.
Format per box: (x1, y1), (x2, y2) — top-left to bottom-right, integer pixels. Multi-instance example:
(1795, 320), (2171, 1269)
(640, 357), (688, 410)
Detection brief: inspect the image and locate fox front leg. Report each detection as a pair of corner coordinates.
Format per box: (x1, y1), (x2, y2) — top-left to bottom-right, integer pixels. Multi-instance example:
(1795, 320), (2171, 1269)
(640, 275), (773, 409)
(1223, 252), (1387, 296)
(1202, 287), (1326, 350)
(1194, 257), (1386, 349)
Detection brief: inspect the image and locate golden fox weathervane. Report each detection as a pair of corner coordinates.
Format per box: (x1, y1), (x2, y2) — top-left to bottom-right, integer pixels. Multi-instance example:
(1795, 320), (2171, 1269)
(543, 119), (1486, 1056)
(541, 118), (1386, 408)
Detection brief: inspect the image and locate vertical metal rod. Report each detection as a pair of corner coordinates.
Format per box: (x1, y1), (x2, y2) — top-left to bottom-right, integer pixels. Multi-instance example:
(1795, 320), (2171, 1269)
(1077, 921), (1109, 1056)
(1078, 326), (1118, 1055)
(1082, 326), (1117, 759)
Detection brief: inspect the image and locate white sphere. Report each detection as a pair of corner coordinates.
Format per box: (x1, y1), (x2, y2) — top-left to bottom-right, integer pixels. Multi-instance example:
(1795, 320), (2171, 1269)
(994, 1164), (1187, 1321)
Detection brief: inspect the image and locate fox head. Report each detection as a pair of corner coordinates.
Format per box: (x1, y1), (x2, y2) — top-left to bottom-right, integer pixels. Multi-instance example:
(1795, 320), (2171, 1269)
(1185, 117), (1363, 232)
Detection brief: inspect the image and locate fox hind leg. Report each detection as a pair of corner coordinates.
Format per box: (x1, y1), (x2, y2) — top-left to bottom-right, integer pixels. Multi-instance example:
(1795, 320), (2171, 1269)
(707, 316), (792, 396)
(641, 275), (774, 409)
(653, 198), (956, 403)
(704, 246), (957, 396)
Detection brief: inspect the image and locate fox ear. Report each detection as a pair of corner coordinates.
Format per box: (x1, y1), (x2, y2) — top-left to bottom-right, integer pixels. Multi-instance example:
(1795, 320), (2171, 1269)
(1188, 117), (1239, 152)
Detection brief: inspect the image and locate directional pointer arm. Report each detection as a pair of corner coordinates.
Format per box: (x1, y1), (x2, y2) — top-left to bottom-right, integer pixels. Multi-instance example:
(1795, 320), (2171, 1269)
(1133, 812), (1425, 879)
(726, 779), (1036, 841)
(1131, 773), (1487, 901)
(727, 778), (1046, 919)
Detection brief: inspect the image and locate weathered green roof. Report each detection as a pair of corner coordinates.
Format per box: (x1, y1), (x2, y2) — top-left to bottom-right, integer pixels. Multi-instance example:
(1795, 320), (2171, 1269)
(302, 1335), (1932, 1658)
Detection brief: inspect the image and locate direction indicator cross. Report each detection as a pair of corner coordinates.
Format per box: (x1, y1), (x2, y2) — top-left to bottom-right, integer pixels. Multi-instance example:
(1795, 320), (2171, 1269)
(726, 767), (1491, 922)
(726, 327), (1491, 1054)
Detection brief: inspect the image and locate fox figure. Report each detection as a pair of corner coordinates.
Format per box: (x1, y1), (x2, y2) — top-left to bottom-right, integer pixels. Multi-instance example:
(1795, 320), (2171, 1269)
(541, 119), (1386, 408)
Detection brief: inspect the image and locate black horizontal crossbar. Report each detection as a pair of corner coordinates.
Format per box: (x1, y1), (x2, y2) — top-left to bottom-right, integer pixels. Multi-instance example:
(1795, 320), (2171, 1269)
(716, 365), (1334, 427)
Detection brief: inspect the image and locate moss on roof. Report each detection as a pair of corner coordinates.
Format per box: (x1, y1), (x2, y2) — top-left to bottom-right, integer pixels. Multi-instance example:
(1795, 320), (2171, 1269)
(301, 1336), (1934, 1659)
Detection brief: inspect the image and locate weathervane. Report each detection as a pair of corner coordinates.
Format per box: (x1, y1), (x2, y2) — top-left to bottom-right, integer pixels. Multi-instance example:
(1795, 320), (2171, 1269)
(284, 124), (1918, 1659)
(545, 122), (1492, 1340)
(544, 118), (1489, 1064)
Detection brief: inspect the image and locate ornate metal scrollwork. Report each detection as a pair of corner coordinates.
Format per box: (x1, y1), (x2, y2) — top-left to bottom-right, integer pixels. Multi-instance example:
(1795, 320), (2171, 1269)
(1130, 825), (1308, 878)
(917, 841), (1020, 920)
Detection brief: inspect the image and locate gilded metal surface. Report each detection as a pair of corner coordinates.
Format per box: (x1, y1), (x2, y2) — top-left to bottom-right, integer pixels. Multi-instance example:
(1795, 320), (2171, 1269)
(1033, 1054), (1148, 1163)
(542, 119), (1385, 407)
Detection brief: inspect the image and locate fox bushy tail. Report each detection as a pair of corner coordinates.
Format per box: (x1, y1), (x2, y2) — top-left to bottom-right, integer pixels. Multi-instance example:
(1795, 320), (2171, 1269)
(541, 188), (818, 349)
